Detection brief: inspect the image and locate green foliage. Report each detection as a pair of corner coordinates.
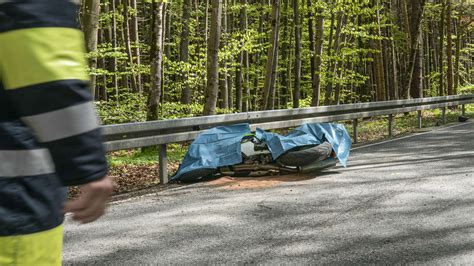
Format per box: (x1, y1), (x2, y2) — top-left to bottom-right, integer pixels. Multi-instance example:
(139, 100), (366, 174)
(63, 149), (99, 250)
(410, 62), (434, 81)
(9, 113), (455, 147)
(108, 143), (187, 167)
(96, 92), (147, 125)
(286, 97), (313, 109)
(459, 85), (474, 95)
(159, 102), (234, 119)
(96, 99), (237, 125)
(86, 44), (128, 60)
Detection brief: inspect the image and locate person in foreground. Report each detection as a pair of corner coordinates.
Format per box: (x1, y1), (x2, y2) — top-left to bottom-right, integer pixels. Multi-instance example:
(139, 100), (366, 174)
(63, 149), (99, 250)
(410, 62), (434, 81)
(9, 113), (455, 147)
(0, 0), (113, 264)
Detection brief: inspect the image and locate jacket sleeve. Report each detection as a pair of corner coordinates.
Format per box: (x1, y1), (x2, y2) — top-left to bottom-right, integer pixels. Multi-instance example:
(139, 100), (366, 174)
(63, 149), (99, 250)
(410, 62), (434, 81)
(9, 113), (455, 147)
(1, 27), (107, 186)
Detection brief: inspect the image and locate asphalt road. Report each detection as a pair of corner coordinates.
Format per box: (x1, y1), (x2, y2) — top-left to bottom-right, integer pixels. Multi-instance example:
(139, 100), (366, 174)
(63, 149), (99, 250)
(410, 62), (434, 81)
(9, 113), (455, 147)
(63, 122), (474, 265)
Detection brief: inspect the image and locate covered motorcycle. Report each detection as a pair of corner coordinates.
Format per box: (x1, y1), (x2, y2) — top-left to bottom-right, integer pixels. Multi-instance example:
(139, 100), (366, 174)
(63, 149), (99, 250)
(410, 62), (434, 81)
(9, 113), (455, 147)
(171, 123), (352, 182)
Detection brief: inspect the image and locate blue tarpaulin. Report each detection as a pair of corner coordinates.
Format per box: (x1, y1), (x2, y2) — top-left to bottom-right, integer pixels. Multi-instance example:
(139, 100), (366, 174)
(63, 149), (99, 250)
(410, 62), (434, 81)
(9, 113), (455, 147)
(171, 124), (251, 181)
(256, 123), (352, 167)
(171, 123), (352, 181)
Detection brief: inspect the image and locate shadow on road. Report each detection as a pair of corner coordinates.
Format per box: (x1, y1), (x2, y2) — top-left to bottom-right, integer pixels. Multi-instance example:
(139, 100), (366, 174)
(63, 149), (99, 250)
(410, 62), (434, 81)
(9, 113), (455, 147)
(64, 123), (474, 264)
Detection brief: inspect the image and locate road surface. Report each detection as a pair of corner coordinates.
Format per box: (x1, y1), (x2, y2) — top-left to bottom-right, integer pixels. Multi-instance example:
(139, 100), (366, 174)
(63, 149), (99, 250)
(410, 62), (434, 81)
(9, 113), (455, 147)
(64, 122), (474, 265)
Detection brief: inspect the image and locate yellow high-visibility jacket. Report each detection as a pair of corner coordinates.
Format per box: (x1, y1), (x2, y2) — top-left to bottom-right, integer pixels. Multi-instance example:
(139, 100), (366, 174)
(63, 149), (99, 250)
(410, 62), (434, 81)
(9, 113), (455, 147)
(0, 0), (107, 244)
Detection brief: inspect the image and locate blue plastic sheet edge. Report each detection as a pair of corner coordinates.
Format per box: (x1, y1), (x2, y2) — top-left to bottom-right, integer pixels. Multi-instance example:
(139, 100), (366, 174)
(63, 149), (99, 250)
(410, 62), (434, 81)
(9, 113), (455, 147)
(171, 122), (352, 181)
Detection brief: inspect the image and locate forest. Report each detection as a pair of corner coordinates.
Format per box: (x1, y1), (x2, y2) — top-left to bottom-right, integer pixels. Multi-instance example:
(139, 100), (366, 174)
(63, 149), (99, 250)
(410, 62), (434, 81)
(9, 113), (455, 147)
(79, 0), (474, 124)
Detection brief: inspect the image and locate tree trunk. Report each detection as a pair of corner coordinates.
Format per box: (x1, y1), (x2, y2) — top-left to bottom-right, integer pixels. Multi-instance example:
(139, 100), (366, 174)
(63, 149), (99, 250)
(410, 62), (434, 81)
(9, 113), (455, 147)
(292, 0), (301, 108)
(82, 0), (100, 99)
(373, 42), (387, 101)
(375, 0), (386, 101)
(286, 15), (293, 108)
(269, 34), (280, 110)
(162, 7), (170, 103)
(203, 0), (222, 115)
(357, 0), (368, 99)
(123, 0), (138, 92)
(205, 0), (210, 44)
(411, 34), (423, 98)
(201, 0), (210, 101)
(180, 0), (192, 104)
(453, 7), (462, 92)
(430, 20), (438, 78)
(389, 0), (399, 100)
(405, 0), (426, 99)
(399, 0), (410, 99)
(165, 8), (171, 60)
(262, 0), (281, 110)
(235, 5), (243, 113)
(307, 0), (315, 106)
(252, 3), (265, 110)
(334, 60), (346, 105)
(118, 0), (128, 91)
(235, 53), (243, 111)
(253, 54), (260, 110)
(280, 0), (290, 108)
(424, 30), (430, 95)
(438, 0), (445, 96)
(227, 2), (234, 109)
(100, 2), (110, 101)
(241, 0), (250, 112)
(218, 0), (228, 109)
(382, 16), (391, 100)
(325, 10), (345, 105)
(110, 0), (119, 98)
(312, 3), (324, 106)
(130, 0), (142, 93)
(147, 1), (166, 121)
(446, 0), (454, 95)
(324, 7), (335, 105)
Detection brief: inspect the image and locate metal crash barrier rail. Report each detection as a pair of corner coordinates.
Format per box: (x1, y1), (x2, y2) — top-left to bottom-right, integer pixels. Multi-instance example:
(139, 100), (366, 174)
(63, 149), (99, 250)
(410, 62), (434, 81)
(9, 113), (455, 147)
(101, 94), (474, 184)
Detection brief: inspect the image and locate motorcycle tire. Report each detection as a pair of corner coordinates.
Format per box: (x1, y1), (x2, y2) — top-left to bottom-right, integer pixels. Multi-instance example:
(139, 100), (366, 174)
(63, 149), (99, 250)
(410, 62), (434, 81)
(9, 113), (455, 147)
(277, 142), (333, 167)
(177, 168), (216, 182)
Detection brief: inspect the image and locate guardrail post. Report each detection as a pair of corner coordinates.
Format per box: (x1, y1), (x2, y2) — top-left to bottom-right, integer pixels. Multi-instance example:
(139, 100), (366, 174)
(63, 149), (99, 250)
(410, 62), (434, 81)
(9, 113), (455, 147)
(417, 110), (422, 129)
(352, 119), (358, 144)
(158, 144), (168, 184)
(461, 104), (466, 117)
(388, 114), (393, 137)
(441, 107), (446, 124)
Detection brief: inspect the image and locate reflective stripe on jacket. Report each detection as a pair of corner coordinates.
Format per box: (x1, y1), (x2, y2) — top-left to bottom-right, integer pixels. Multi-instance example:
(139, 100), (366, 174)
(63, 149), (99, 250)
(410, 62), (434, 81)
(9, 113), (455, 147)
(0, 0), (108, 236)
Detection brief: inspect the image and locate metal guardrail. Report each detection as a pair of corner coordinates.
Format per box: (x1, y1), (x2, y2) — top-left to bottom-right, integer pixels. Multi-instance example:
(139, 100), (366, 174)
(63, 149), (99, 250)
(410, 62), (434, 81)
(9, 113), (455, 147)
(102, 94), (474, 184)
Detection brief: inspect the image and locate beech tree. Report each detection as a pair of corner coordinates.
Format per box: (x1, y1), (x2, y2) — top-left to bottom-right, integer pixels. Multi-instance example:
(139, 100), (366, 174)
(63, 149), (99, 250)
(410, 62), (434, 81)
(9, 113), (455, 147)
(203, 0), (222, 115)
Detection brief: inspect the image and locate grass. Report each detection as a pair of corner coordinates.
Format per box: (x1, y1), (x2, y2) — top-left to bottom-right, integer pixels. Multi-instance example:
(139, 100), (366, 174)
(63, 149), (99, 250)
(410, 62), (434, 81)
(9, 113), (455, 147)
(108, 143), (189, 167)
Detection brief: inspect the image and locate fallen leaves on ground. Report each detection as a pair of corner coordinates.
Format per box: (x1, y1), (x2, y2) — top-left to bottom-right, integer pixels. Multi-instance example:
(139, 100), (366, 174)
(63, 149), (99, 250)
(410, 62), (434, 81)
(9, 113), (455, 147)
(68, 162), (180, 199)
